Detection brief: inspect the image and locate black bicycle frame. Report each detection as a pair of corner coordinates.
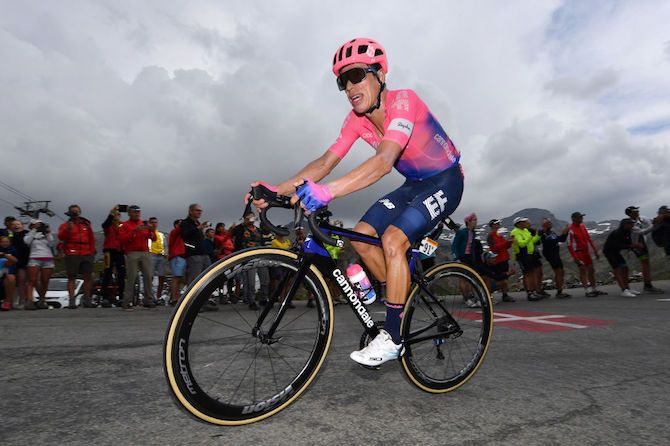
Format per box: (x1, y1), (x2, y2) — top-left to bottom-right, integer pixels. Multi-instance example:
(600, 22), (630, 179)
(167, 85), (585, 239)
(252, 220), (462, 346)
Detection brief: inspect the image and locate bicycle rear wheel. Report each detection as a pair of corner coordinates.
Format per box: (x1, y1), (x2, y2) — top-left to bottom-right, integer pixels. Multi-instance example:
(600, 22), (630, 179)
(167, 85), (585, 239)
(164, 248), (334, 425)
(400, 262), (493, 392)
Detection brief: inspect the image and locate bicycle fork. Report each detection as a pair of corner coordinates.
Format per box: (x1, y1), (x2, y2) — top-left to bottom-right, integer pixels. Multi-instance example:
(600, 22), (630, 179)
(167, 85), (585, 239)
(251, 255), (312, 344)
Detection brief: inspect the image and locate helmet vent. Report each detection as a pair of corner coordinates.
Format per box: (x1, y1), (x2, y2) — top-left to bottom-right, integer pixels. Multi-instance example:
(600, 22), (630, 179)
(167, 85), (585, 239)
(357, 45), (368, 54)
(345, 46), (352, 58)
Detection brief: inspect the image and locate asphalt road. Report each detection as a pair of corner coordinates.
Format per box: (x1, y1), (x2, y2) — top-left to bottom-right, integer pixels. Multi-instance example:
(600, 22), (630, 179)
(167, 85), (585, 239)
(1, 281), (669, 446)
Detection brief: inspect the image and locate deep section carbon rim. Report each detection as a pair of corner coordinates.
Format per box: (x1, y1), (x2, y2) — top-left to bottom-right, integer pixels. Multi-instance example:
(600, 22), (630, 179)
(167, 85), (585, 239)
(165, 250), (332, 424)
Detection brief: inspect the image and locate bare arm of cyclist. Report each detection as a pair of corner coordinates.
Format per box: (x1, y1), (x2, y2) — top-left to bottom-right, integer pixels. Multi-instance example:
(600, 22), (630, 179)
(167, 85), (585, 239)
(324, 140), (402, 199)
(277, 150), (342, 195)
(249, 150), (341, 209)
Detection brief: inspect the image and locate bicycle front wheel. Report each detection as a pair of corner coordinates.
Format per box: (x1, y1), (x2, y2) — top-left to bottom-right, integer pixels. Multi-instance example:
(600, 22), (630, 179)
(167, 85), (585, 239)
(401, 262), (493, 393)
(164, 248), (334, 425)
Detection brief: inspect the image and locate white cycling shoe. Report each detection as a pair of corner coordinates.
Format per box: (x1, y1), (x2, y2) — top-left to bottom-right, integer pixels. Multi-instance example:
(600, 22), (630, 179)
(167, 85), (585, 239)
(350, 329), (404, 367)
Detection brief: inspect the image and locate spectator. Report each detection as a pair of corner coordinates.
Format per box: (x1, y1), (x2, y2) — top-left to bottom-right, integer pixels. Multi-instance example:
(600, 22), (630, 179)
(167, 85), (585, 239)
(58, 204), (96, 309)
(119, 205), (156, 310)
(213, 223), (235, 304)
(529, 223), (550, 299)
(567, 212), (605, 297)
(538, 218), (571, 298)
(486, 219), (514, 302)
(625, 206), (664, 294)
(101, 206), (125, 307)
(451, 213), (481, 266)
(227, 222), (242, 303)
(168, 219), (185, 306)
(23, 219), (55, 310)
(270, 232), (296, 308)
(510, 217), (542, 301)
(652, 205), (670, 258)
(204, 228), (216, 263)
(181, 203), (217, 311)
(10, 220), (30, 308)
(213, 223), (234, 261)
(0, 216), (15, 237)
(233, 210), (262, 310)
(180, 204), (211, 284)
(603, 218), (638, 297)
(0, 216), (15, 305)
(0, 235), (18, 310)
(452, 213), (486, 307)
(148, 217), (168, 302)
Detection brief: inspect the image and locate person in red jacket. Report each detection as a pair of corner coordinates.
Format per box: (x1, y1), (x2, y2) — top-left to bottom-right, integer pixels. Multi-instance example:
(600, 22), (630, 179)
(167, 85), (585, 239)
(119, 205), (156, 310)
(168, 219), (185, 305)
(58, 204), (96, 308)
(213, 223), (234, 260)
(100, 205), (125, 307)
(486, 219), (514, 302)
(567, 212), (605, 297)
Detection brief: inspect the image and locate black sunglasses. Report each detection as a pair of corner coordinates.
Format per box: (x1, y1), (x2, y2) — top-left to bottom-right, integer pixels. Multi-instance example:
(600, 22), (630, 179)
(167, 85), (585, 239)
(336, 66), (376, 91)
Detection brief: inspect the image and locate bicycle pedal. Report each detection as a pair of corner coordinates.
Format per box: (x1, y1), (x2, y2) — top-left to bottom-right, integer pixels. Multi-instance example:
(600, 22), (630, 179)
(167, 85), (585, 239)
(358, 364), (380, 371)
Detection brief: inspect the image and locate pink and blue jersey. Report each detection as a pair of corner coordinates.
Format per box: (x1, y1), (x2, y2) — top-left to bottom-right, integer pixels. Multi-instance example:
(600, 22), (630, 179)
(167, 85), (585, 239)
(328, 89), (460, 181)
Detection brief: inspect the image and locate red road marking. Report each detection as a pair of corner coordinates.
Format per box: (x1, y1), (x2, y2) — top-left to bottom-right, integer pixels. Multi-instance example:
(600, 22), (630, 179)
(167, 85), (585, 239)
(461, 309), (613, 333)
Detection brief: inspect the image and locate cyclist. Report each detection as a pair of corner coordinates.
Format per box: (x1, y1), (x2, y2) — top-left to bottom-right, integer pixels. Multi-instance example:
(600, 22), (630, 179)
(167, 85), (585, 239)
(250, 37), (463, 367)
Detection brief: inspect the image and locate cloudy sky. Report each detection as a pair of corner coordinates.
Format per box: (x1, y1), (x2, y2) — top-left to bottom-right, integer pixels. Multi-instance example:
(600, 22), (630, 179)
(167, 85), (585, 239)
(1, 0), (668, 231)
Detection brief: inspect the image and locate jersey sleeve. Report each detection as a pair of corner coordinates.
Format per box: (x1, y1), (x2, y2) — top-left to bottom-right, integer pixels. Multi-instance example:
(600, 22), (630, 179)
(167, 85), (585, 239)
(382, 89), (420, 148)
(327, 112), (360, 159)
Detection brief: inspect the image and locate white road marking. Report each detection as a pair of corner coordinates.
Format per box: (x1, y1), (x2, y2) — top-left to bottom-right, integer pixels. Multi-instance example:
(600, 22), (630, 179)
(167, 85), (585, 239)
(490, 312), (588, 329)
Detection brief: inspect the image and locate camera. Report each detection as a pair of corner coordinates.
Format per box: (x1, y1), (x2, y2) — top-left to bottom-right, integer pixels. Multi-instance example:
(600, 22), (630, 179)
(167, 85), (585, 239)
(64, 211), (74, 218)
(117, 204), (128, 213)
(36, 223), (49, 234)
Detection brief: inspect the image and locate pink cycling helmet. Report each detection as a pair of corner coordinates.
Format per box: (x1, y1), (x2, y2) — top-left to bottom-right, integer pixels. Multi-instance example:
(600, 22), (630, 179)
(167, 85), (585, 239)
(332, 38), (388, 75)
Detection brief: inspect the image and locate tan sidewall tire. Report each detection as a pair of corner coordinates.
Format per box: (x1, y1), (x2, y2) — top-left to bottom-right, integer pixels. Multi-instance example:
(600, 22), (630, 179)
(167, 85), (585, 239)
(400, 262), (493, 393)
(164, 248), (334, 425)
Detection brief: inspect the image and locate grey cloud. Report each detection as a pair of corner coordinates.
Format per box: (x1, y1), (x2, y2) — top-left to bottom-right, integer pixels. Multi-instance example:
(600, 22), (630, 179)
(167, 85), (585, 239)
(545, 68), (619, 99)
(1, 1), (669, 233)
(461, 116), (669, 222)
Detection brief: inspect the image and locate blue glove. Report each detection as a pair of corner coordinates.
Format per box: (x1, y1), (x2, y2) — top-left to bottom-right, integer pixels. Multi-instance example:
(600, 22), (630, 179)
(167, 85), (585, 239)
(296, 179), (333, 212)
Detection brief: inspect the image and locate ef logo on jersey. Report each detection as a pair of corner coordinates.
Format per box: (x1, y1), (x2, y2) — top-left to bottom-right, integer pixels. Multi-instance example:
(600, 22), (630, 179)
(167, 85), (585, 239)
(423, 190), (448, 219)
(379, 199), (395, 210)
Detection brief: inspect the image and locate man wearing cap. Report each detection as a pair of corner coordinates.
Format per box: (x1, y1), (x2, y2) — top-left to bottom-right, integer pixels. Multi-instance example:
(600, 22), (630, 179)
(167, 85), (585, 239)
(119, 205), (156, 309)
(625, 206), (664, 294)
(510, 217), (542, 301)
(603, 219), (639, 297)
(567, 212), (604, 297)
(487, 219), (514, 302)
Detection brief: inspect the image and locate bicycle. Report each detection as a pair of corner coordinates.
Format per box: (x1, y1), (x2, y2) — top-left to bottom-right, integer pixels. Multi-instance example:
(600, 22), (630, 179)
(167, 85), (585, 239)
(164, 185), (493, 425)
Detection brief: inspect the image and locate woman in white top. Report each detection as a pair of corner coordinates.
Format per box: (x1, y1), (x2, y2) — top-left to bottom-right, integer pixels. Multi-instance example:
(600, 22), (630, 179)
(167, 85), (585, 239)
(23, 219), (55, 310)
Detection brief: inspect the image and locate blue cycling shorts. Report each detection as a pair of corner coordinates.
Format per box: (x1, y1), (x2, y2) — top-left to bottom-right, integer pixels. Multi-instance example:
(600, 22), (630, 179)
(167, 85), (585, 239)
(360, 164), (464, 244)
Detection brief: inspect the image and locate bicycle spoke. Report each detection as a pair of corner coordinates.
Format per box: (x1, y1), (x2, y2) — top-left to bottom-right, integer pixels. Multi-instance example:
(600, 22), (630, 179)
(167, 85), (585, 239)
(197, 315), (252, 335)
(266, 345), (280, 395)
(229, 342), (263, 405)
(206, 337), (254, 393)
(168, 251), (332, 422)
